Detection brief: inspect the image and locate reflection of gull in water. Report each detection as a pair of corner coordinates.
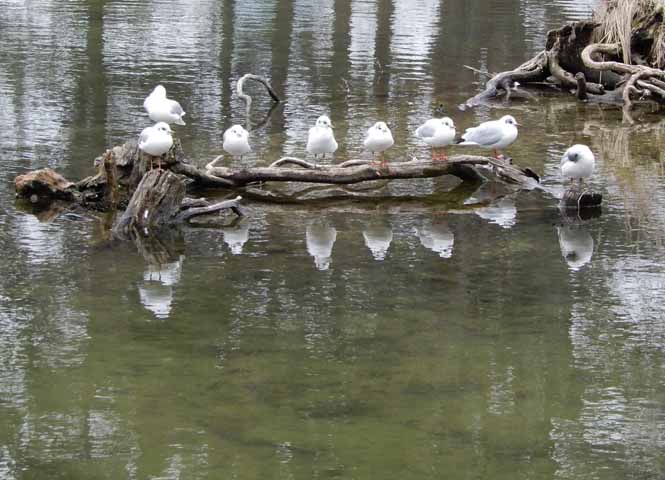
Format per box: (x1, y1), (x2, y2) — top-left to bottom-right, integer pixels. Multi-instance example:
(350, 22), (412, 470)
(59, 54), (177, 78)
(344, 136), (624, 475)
(222, 218), (250, 255)
(306, 222), (337, 270)
(415, 220), (454, 258)
(138, 256), (184, 318)
(362, 224), (393, 260)
(557, 226), (593, 271)
(475, 197), (517, 229)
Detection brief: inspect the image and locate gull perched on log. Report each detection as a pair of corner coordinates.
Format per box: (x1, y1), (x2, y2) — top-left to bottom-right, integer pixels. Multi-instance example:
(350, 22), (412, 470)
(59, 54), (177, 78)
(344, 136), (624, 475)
(364, 121), (394, 167)
(415, 117), (456, 161)
(560, 144), (595, 187)
(223, 124), (251, 159)
(458, 115), (519, 159)
(306, 115), (337, 159)
(138, 122), (173, 170)
(143, 85), (186, 125)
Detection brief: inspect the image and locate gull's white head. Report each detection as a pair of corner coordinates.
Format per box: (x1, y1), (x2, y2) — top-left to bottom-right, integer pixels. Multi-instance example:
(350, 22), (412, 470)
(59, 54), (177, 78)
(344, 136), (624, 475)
(152, 85), (167, 98)
(373, 121), (390, 133)
(155, 122), (172, 134)
(316, 115), (333, 129)
(230, 124), (247, 137)
(562, 144), (594, 163)
(441, 117), (455, 129)
(501, 115), (519, 127)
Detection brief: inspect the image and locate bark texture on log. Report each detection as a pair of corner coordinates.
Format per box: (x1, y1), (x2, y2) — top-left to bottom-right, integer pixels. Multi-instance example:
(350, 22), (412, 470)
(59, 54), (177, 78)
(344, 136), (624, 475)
(113, 169), (186, 236)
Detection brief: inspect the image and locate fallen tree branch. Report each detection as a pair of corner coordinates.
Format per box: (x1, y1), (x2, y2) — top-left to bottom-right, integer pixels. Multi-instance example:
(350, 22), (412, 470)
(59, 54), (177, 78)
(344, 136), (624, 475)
(207, 156), (499, 187)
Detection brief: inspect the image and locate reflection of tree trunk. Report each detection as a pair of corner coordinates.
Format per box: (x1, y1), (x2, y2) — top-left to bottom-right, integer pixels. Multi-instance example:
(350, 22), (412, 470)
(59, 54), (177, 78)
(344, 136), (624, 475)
(219, 0), (235, 122)
(330, 0), (352, 157)
(69, 0), (107, 166)
(373, 0), (394, 97)
(270, 0), (293, 97)
(268, 0), (293, 140)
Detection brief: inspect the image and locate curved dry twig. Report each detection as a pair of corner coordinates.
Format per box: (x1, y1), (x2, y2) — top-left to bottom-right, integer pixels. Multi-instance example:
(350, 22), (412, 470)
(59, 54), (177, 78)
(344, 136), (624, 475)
(337, 159), (372, 168)
(269, 157), (321, 169)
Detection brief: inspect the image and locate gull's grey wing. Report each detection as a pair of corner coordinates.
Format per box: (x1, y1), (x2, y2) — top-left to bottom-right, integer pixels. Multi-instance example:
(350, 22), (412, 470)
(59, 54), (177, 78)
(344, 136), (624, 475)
(462, 121), (503, 146)
(170, 101), (184, 115)
(138, 127), (152, 145)
(416, 121), (436, 139)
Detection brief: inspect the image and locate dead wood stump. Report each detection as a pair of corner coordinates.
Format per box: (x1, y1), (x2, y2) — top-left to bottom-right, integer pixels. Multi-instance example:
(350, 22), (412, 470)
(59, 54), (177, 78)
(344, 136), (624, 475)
(113, 169), (186, 236)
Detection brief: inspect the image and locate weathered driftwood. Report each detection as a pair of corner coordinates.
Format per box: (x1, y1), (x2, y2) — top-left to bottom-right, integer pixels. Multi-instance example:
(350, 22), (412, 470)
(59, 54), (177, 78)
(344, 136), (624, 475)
(204, 156), (514, 186)
(15, 168), (78, 203)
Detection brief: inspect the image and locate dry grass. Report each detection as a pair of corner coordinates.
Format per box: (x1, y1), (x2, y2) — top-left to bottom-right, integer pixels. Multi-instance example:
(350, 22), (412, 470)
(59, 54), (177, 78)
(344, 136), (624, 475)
(593, 0), (665, 68)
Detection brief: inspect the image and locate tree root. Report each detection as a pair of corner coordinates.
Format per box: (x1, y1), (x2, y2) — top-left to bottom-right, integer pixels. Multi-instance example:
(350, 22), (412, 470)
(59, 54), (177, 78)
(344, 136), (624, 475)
(463, 19), (665, 123)
(582, 42), (665, 123)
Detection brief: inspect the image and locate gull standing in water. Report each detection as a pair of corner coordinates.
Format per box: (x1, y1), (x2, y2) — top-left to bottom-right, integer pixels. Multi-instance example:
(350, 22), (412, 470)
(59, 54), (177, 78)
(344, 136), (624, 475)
(143, 85), (186, 125)
(560, 144), (595, 187)
(138, 122), (173, 170)
(364, 121), (394, 167)
(223, 124), (251, 159)
(458, 115), (519, 159)
(306, 115), (337, 159)
(415, 117), (456, 161)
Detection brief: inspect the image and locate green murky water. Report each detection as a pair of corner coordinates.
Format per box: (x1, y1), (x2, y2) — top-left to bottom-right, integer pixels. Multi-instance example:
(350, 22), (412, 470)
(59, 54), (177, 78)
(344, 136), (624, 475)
(2, 0), (665, 478)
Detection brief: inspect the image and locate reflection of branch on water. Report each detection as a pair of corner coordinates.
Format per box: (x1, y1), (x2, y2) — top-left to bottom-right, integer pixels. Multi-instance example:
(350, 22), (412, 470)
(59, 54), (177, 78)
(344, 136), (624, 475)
(593, 121), (665, 246)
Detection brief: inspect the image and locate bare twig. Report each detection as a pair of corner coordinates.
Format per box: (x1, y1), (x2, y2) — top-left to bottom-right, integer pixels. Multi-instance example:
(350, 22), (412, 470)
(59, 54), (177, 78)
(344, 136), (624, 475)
(205, 155), (225, 171)
(463, 65), (495, 79)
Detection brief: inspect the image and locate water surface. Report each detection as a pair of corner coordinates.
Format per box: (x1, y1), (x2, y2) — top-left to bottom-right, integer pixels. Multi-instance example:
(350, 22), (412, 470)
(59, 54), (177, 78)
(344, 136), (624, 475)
(2, 0), (665, 479)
